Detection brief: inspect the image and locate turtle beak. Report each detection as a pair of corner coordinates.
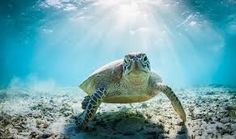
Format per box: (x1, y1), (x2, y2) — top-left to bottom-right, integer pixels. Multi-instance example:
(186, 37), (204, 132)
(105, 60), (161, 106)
(133, 56), (141, 72)
(134, 61), (139, 70)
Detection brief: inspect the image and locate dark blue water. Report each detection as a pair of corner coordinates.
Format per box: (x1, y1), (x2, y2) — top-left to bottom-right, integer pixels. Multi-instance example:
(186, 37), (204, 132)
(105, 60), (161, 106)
(0, 0), (236, 87)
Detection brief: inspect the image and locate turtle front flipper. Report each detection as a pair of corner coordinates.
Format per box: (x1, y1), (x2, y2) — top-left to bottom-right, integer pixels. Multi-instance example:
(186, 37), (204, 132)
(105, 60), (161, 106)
(77, 87), (107, 130)
(81, 96), (90, 110)
(155, 83), (186, 122)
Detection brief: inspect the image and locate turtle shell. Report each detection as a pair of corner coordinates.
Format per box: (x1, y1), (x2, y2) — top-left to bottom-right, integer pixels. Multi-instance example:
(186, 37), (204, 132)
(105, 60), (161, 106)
(79, 59), (123, 95)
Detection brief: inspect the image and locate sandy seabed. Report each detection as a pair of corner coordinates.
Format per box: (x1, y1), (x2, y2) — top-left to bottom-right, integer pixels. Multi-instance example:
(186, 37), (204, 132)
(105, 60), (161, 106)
(0, 86), (236, 139)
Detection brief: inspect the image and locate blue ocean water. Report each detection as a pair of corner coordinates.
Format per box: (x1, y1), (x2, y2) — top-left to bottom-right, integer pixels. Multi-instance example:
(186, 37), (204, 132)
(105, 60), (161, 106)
(0, 0), (236, 88)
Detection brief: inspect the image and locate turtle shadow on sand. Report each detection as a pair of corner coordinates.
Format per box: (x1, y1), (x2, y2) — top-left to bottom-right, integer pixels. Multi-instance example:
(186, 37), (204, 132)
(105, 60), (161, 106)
(64, 110), (168, 139)
(175, 124), (189, 139)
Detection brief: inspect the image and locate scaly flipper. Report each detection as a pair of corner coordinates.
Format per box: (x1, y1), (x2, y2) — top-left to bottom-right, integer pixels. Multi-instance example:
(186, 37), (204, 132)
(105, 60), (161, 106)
(155, 83), (186, 122)
(81, 96), (90, 110)
(77, 87), (107, 129)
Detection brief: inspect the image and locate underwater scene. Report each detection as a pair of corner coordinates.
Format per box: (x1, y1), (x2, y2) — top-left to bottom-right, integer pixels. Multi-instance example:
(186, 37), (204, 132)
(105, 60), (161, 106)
(0, 0), (236, 138)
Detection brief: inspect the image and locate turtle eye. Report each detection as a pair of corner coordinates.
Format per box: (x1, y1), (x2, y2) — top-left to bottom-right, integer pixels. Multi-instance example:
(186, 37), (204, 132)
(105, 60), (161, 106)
(124, 56), (129, 63)
(124, 59), (128, 63)
(143, 56), (148, 62)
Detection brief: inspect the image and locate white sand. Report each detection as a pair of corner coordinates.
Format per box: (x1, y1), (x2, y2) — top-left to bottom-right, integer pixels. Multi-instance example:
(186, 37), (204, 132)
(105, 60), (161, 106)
(0, 86), (235, 139)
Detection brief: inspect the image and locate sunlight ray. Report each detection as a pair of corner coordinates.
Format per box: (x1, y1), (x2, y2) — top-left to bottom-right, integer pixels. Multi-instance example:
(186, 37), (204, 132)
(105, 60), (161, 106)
(32, 0), (226, 86)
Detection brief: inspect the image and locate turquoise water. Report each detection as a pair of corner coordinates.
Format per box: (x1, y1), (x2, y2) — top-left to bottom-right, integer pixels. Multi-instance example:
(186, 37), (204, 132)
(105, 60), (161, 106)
(0, 0), (236, 87)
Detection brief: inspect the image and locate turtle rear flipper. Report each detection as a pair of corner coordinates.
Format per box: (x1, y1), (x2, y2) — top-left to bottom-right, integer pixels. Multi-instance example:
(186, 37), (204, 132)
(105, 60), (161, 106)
(77, 87), (107, 129)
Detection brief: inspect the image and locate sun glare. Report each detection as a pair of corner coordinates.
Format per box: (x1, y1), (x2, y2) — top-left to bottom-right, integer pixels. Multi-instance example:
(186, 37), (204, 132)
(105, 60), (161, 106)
(117, 2), (140, 22)
(36, 0), (224, 86)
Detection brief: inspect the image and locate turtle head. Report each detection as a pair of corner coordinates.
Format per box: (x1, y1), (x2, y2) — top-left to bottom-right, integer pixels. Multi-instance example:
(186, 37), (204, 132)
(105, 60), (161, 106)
(123, 52), (151, 83)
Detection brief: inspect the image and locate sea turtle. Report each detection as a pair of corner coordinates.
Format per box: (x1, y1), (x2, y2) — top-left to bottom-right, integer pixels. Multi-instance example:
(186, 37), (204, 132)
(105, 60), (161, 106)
(77, 52), (186, 129)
